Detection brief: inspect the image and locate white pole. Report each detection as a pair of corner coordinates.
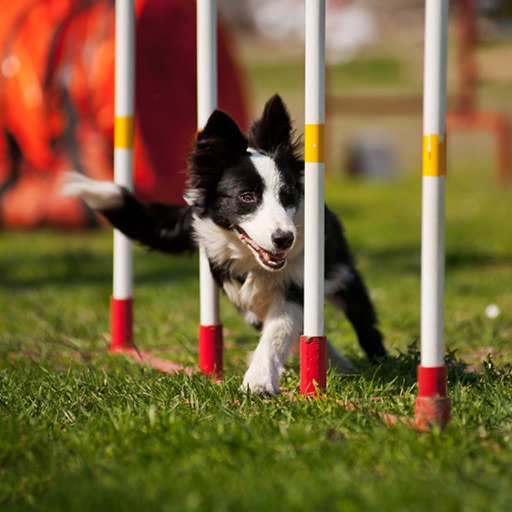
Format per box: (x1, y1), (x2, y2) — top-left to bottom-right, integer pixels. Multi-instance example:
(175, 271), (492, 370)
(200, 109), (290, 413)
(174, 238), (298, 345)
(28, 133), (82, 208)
(304, 0), (325, 336)
(197, 0), (219, 326)
(416, 0), (451, 429)
(197, 0), (222, 374)
(304, 0), (325, 338)
(197, 0), (217, 131)
(197, 0), (218, 326)
(111, 0), (135, 350)
(301, 0), (326, 394)
(421, 0), (448, 368)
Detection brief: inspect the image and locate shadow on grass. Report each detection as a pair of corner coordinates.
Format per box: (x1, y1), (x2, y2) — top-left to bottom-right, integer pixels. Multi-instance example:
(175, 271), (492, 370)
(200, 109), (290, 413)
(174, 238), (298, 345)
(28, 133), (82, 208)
(0, 248), (199, 290)
(354, 340), (511, 395)
(358, 245), (512, 280)
(444, 249), (512, 270)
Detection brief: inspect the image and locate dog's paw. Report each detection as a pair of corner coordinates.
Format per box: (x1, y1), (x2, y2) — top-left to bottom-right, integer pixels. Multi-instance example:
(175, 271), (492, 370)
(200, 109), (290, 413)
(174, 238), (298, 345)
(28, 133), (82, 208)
(241, 377), (280, 396)
(241, 366), (281, 395)
(61, 171), (123, 211)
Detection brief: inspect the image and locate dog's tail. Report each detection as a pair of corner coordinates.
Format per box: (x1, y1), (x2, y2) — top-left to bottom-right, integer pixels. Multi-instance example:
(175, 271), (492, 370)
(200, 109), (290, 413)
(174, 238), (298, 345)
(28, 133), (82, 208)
(62, 172), (196, 254)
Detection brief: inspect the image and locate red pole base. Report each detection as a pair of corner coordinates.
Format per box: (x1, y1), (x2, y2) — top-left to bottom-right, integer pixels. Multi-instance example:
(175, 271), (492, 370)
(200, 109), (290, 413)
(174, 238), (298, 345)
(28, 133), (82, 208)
(300, 335), (327, 395)
(110, 297), (134, 352)
(198, 324), (223, 377)
(415, 365), (451, 430)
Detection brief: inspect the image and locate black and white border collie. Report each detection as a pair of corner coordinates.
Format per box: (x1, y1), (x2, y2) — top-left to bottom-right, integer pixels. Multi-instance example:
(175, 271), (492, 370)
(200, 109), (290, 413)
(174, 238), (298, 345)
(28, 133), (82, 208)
(63, 94), (386, 394)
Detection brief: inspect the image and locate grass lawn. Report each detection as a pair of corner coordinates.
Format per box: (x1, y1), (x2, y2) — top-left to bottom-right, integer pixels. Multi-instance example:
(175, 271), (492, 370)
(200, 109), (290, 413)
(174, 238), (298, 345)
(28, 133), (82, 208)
(1, 36), (512, 512)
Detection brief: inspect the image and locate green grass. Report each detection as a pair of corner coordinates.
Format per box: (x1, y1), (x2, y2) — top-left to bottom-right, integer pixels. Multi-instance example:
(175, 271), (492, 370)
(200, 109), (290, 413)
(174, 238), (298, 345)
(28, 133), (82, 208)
(1, 163), (511, 511)
(2, 38), (512, 511)
(1, 351), (511, 512)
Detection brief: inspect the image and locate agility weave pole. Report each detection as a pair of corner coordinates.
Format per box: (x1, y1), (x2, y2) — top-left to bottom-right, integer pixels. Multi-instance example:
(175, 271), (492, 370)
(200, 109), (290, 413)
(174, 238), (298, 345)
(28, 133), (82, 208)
(196, 0), (325, 386)
(111, 0), (135, 352)
(196, 0), (223, 377)
(300, 0), (327, 395)
(108, 0), (222, 375)
(195, 0), (327, 388)
(109, 0), (190, 374)
(416, 0), (451, 429)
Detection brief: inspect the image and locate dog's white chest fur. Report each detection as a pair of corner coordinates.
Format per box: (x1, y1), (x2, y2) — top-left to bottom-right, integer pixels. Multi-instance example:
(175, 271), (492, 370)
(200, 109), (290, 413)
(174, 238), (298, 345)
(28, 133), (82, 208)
(194, 213), (305, 322)
(61, 93), (384, 395)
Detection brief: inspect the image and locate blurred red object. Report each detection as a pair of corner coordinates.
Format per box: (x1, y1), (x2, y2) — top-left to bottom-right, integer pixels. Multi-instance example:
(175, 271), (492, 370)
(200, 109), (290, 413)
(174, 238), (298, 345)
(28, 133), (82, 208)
(0, 0), (247, 228)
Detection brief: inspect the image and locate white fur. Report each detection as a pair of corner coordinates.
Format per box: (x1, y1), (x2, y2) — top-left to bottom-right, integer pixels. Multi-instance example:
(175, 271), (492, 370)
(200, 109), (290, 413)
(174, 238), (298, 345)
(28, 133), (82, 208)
(191, 164), (307, 393)
(238, 151), (297, 255)
(61, 172), (123, 210)
(61, 158), (355, 394)
(193, 203), (304, 282)
(242, 299), (303, 394)
(193, 159), (354, 393)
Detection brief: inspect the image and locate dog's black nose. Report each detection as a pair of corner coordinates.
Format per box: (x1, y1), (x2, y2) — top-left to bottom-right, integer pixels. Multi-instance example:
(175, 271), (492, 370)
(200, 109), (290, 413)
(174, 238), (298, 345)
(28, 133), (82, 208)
(272, 230), (294, 251)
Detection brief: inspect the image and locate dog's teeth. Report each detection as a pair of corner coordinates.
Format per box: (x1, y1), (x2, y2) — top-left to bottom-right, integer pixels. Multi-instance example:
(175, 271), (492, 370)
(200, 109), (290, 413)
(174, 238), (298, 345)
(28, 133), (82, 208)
(238, 227), (287, 270)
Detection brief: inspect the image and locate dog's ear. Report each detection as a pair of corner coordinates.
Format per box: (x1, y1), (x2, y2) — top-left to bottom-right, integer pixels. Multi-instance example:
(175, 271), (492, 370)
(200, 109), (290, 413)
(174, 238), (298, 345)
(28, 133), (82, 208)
(186, 110), (248, 213)
(197, 109), (248, 159)
(248, 94), (293, 152)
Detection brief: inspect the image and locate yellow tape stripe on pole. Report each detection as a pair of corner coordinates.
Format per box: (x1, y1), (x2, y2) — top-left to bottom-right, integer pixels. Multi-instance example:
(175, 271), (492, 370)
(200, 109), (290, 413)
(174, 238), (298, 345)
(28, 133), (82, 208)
(305, 123), (325, 163)
(114, 116), (134, 150)
(423, 134), (447, 177)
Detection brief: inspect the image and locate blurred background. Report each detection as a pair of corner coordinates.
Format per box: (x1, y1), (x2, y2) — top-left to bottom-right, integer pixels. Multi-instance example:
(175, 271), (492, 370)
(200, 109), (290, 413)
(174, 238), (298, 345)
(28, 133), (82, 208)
(1, 0), (512, 367)
(0, 0), (511, 229)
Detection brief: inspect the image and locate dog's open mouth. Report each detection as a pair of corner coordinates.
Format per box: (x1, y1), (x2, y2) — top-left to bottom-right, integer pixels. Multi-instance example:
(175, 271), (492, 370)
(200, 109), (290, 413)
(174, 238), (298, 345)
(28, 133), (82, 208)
(236, 227), (287, 270)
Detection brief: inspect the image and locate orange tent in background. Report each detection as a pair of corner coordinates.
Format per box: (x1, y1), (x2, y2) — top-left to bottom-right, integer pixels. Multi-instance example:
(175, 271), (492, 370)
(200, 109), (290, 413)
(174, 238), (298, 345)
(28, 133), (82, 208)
(0, 0), (247, 228)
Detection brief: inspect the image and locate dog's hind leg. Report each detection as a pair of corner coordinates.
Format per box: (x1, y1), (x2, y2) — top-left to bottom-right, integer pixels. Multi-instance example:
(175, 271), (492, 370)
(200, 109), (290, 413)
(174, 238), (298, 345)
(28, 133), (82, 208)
(327, 266), (387, 362)
(326, 341), (356, 373)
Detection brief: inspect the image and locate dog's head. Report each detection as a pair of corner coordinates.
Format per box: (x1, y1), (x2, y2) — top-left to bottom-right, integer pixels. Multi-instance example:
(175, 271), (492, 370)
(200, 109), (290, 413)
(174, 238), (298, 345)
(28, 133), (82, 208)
(186, 94), (303, 271)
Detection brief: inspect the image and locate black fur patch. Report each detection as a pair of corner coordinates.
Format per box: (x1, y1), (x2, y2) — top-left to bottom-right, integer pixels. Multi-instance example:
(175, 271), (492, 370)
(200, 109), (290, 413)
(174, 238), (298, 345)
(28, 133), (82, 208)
(96, 94), (387, 364)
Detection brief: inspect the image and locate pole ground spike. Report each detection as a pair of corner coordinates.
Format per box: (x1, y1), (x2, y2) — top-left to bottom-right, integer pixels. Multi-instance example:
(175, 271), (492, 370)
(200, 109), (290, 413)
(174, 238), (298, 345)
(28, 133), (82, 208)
(110, 296), (134, 351)
(415, 365), (451, 430)
(199, 324), (223, 378)
(300, 335), (327, 395)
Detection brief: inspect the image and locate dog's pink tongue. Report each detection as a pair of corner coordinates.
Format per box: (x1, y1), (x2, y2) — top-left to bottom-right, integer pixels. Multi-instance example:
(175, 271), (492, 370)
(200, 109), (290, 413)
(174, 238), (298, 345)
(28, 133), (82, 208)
(262, 250), (286, 264)
(238, 231), (286, 265)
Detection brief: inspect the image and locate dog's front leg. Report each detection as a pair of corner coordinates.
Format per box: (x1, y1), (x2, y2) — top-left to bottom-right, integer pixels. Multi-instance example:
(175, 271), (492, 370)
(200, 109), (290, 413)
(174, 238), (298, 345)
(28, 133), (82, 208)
(242, 300), (303, 395)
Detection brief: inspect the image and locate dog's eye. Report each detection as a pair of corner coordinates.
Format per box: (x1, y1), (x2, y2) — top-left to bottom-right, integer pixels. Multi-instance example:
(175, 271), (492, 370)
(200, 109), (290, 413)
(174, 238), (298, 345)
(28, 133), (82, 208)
(239, 192), (256, 203)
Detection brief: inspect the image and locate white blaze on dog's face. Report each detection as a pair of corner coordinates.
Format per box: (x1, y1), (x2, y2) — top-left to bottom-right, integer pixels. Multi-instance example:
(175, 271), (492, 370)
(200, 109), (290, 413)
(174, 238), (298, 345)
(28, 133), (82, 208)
(187, 94), (304, 273)
(234, 150), (299, 271)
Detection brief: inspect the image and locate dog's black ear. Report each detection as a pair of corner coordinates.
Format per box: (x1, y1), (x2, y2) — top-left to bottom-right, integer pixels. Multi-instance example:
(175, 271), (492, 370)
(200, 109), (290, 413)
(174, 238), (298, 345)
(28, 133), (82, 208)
(248, 94), (293, 152)
(186, 110), (248, 213)
(197, 109), (248, 158)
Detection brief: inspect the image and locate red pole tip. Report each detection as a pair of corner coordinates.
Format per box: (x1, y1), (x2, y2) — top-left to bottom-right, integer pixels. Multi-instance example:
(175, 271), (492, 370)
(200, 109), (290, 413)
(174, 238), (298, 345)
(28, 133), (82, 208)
(198, 324), (223, 377)
(110, 297), (134, 352)
(417, 365), (448, 396)
(300, 335), (327, 395)
(415, 365), (451, 430)
(415, 396), (451, 431)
